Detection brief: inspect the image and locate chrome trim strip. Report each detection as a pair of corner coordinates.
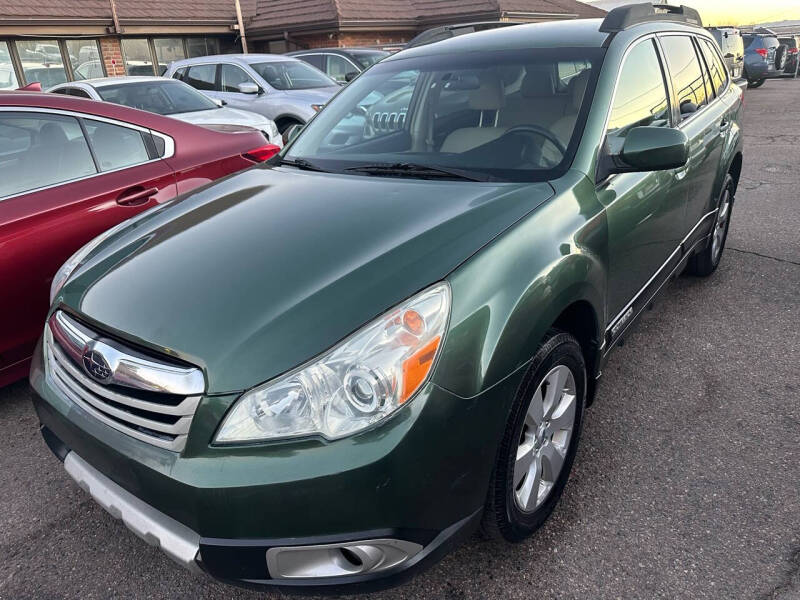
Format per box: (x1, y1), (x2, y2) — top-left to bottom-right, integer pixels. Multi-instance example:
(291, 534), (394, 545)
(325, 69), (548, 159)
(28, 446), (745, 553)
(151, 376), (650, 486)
(266, 538), (423, 579)
(48, 348), (192, 436)
(50, 343), (199, 417)
(51, 312), (205, 396)
(606, 209), (717, 332)
(64, 452), (201, 572)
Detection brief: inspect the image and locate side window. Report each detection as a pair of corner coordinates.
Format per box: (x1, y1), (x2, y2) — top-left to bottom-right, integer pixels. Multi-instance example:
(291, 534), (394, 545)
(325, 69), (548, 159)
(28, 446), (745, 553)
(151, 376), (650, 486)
(606, 39), (670, 153)
(694, 39), (715, 101)
(69, 88), (93, 99)
(298, 54), (324, 70)
(83, 119), (150, 171)
(51, 88), (70, 95)
(661, 35), (709, 115)
(0, 112), (96, 199)
(326, 54), (356, 83)
(185, 64), (216, 91)
(220, 64), (256, 92)
(700, 39), (728, 96)
(172, 67), (187, 81)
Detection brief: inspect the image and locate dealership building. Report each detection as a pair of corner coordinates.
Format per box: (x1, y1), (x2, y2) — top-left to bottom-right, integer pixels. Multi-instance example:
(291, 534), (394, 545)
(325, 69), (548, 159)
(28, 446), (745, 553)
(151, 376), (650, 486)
(0, 0), (604, 89)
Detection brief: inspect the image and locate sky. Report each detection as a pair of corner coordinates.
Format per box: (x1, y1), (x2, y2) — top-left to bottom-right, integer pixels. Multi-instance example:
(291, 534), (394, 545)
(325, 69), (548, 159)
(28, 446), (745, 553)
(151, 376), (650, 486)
(586, 0), (800, 26)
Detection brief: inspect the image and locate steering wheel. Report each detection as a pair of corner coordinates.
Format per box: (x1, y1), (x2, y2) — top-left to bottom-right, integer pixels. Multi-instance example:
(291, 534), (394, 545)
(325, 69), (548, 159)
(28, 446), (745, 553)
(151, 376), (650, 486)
(502, 125), (567, 157)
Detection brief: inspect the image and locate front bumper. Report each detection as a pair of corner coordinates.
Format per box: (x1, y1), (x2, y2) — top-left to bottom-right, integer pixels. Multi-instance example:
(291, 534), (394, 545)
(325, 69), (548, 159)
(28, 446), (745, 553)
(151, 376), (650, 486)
(50, 441), (480, 593)
(30, 338), (524, 591)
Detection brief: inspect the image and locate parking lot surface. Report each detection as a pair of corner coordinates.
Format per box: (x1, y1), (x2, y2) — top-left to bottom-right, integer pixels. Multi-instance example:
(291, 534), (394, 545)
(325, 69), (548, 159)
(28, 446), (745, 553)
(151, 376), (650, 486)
(1, 78), (799, 600)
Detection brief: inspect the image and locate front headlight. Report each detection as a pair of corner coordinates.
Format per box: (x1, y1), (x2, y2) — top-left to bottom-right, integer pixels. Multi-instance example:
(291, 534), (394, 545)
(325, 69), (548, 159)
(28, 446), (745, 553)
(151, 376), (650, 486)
(215, 283), (450, 443)
(49, 219), (134, 304)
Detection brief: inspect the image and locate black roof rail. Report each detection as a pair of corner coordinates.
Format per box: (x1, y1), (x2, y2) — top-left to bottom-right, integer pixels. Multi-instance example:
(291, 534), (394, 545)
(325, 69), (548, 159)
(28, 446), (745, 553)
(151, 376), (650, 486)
(404, 21), (521, 49)
(599, 3), (703, 33)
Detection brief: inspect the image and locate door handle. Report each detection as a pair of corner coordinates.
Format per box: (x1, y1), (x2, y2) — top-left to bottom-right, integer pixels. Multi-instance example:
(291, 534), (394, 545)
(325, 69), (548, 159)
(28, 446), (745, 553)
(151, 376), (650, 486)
(116, 187), (158, 206)
(718, 118), (731, 136)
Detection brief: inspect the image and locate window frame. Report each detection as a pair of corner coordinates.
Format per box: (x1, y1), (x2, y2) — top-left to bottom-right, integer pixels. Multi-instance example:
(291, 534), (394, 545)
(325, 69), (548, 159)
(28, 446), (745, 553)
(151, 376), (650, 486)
(697, 36), (730, 97)
(656, 33), (710, 122)
(0, 106), (175, 202)
(598, 35), (674, 181)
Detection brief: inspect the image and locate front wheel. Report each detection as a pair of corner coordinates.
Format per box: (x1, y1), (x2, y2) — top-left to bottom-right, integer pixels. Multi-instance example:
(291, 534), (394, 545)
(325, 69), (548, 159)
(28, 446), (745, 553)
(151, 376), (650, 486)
(687, 174), (734, 277)
(482, 331), (586, 542)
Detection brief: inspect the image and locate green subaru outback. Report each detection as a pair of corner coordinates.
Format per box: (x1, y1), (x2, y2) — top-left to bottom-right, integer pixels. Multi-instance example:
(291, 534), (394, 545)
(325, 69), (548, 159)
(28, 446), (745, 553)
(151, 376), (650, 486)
(31, 3), (742, 592)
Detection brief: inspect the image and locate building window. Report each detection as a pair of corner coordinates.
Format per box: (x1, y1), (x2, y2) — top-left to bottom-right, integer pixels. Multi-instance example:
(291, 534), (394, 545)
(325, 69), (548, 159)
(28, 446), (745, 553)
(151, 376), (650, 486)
(66, 39), (105, 80)
(187, 37), (221, 58)
(0, 41), (20, 89)
(121, 38), (156, 76)
(153, 38), (186, 74)
(123, 37), (232, 76)
(15, 39), (69, 88)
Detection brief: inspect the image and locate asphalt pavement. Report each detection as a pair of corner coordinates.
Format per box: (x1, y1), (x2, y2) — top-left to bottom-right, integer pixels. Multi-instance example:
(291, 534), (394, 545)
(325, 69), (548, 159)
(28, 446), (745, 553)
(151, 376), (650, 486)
(1, 77), (799, 600)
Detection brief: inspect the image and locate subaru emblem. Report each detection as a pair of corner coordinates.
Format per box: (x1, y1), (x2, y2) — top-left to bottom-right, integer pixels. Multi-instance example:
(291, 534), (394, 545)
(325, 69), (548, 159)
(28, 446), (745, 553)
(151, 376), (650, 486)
(82, 345), (113, 382)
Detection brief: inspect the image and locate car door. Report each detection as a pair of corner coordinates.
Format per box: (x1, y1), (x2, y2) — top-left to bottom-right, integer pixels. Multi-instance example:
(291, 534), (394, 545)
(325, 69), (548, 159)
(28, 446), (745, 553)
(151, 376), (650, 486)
(182, 63), (220, 102)
(596, 37), (686, 334)
(218, 63), (269, 113)
(659, 34), (726, 248)
(0, 109), (176, 383)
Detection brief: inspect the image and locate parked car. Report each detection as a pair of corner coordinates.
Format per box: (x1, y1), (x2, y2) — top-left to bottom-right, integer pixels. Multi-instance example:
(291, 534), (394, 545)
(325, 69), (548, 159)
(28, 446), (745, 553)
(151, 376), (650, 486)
(287, 48), (390, 83)
(0, 92), (280, 387)
(742, 31), (785, 87)
(73, 60), (105, 80)
(707, 26), (744, 80)
(31, 3), (743, 592)
(48, 77), (282, 147)
(164, 54), (340, 133)
(778, 35), (799, 77)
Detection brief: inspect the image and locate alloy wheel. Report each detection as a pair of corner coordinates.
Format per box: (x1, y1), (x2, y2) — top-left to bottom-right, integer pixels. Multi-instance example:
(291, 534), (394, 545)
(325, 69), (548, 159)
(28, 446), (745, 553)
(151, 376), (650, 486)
(711, 187), (732, 263)
(513, 365), (577, 512)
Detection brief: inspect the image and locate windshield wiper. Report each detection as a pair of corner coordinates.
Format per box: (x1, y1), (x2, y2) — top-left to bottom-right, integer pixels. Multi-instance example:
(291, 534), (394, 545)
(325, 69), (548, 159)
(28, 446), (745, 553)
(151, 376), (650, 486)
(344, 162), (494, 182)
(279, 157), (328, 172)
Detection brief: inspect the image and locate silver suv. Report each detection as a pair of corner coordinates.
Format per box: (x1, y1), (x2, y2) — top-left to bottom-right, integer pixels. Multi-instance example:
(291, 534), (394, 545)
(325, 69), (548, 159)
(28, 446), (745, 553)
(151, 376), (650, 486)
(164, 54), (341, 133)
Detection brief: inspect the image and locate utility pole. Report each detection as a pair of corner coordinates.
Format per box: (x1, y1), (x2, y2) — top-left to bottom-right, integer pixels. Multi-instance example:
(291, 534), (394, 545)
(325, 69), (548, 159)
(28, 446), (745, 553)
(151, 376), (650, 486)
(109, 0), (123, 33)
(234, 0), (249, 53)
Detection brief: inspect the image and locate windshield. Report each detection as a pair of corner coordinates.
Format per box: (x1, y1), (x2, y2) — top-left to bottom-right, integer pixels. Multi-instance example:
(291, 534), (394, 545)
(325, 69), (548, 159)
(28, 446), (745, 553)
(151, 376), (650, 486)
(286, 48), (603, 182)
(251, 61), (336, 90)
(352, 51), (390, 69)
(97, 80), (218, 114)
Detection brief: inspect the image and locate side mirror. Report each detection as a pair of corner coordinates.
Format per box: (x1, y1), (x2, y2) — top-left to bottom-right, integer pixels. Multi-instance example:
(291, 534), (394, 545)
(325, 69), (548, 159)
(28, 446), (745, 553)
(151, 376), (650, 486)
(615, 126), (689, 173)
(284, 123), (303, 144)
(212, 98), (225, 107)
(344, 71), (358, 82)
(237, 82), (261, 95)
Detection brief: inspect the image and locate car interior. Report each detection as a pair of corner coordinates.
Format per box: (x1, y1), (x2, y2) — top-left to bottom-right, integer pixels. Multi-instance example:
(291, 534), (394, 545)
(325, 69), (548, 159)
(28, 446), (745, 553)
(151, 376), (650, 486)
(304, 57), (595, 178)
(0, 115), (96, 198)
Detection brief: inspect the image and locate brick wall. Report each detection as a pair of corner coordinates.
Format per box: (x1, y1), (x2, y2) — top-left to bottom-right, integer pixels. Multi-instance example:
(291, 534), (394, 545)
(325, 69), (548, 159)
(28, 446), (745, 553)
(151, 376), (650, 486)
(99, 37), (124, 77)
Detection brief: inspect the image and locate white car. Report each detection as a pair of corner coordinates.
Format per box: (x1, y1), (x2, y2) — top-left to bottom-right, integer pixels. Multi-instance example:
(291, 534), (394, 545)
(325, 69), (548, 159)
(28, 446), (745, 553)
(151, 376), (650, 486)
(48, 77), (282, 147)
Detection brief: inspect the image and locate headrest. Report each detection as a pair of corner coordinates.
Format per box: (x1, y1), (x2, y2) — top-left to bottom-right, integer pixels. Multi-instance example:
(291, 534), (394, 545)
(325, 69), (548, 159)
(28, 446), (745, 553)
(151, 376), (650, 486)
(521, 65), (555, 97)
(39, 122), (68, 146)
(468, 70), (505, 111)
(569, 69), (591, 111)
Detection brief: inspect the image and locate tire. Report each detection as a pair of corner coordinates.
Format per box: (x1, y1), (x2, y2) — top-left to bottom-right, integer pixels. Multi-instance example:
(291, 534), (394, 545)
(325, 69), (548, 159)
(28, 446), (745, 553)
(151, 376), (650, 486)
(747, 78), (765, 89)
(482, 330), (586, 542)
(687, 174), (735, 277)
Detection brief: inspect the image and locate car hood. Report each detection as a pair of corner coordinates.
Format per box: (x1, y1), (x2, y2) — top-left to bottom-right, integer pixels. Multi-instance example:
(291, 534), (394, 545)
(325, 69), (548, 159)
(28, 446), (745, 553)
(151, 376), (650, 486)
(61, 167), (553, 393)
(172, 106), (269, 126)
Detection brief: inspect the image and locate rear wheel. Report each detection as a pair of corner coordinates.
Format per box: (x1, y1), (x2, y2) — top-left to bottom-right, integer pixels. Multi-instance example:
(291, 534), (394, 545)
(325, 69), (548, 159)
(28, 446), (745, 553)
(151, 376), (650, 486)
(687, 174), (734, 277)
(482, 331), (585, 542)
(747, 78), (765, 88)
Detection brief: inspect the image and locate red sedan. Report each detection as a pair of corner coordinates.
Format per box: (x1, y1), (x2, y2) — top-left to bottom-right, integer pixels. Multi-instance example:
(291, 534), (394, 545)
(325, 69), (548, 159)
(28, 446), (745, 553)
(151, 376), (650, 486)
(0, 92), (279, 386)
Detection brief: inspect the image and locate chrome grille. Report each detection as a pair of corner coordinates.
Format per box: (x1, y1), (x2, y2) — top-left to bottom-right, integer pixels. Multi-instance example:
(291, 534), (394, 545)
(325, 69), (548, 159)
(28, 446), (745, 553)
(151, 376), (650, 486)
(44, 311), (204, 452)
